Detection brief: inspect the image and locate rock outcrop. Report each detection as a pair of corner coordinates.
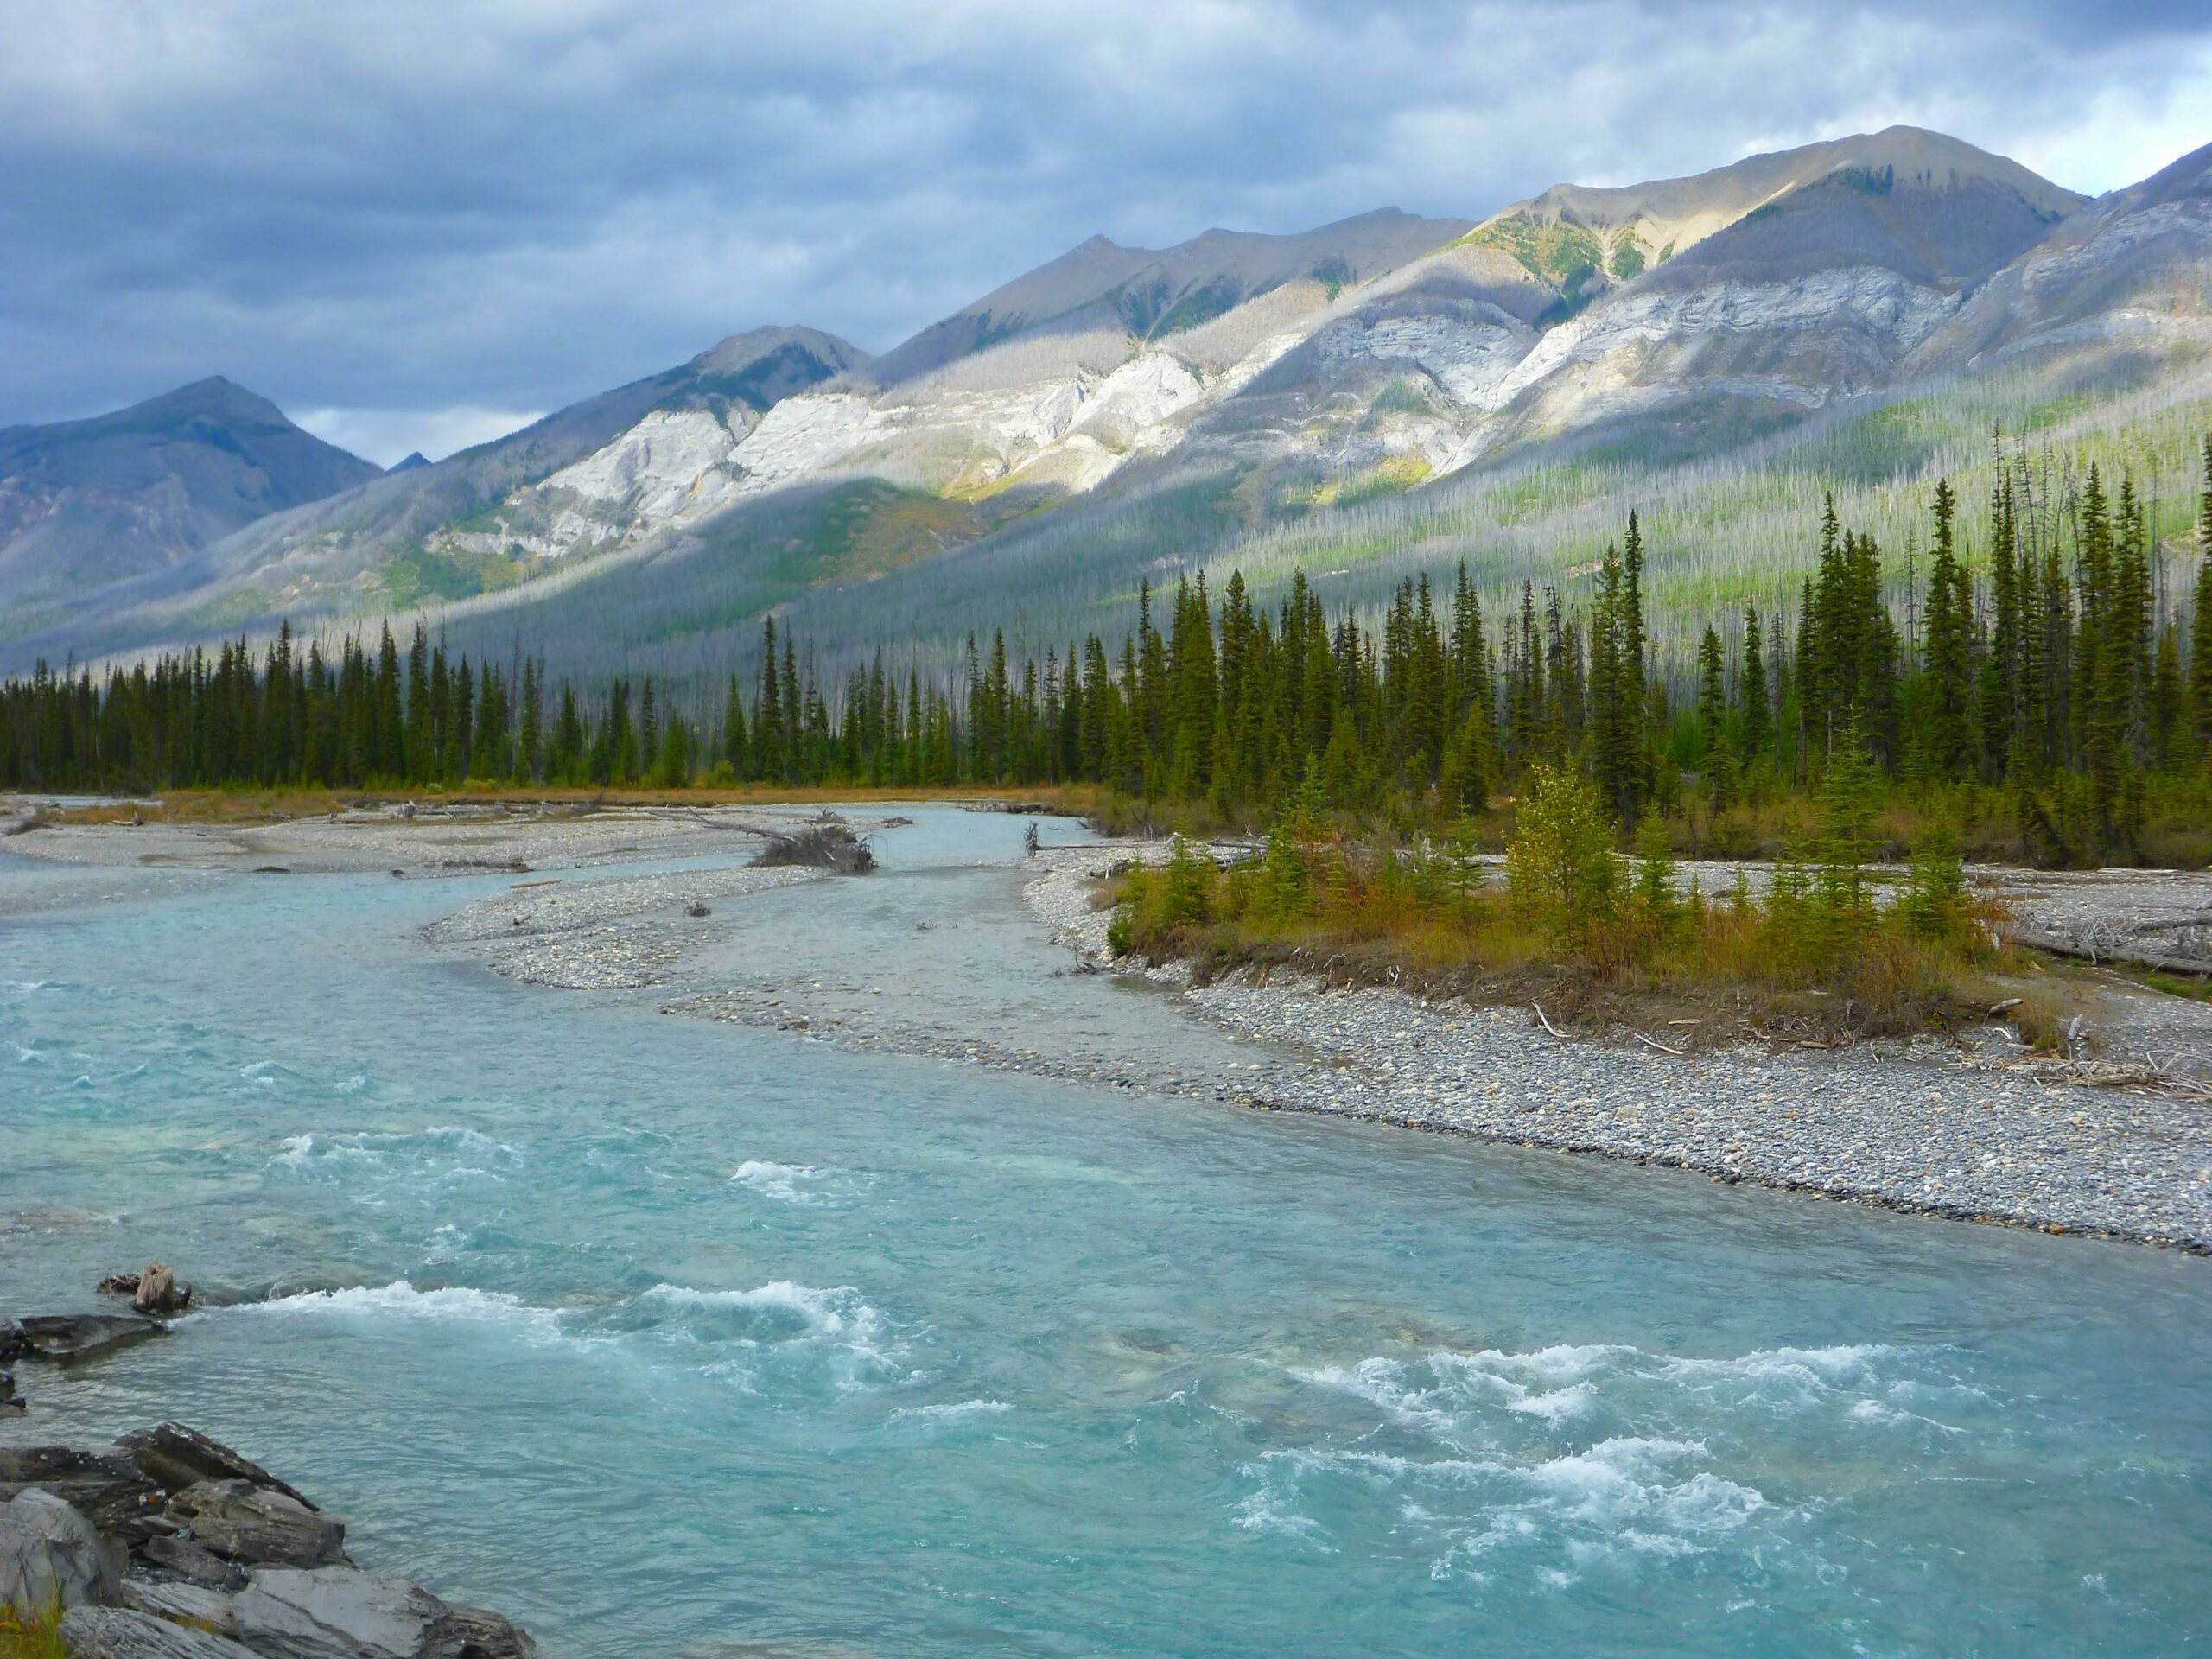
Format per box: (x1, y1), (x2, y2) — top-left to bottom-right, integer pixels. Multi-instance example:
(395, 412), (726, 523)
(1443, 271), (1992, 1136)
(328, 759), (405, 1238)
(2, 1313), (168, 1361)
(60, 1606), (263, 1658)
(0, 1488), (123, 1614)
(0, 1445), (166, 1542)
(165, 1484), (346, 1572)
(117, 1426), (316, 1513)
(232, 1567), (538, 1659)
(0, 1427), (541, 1659)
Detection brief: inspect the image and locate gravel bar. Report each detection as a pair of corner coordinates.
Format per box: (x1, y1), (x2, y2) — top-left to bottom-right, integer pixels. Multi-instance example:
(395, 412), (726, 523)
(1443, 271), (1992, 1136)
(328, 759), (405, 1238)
(1025, 847), (2212, 1254)
(426, 861), (817, 988)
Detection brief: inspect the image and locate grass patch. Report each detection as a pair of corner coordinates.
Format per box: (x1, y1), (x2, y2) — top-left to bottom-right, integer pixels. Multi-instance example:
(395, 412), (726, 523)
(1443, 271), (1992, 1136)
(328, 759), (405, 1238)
(1327, 457), (1433, 504)
(1459, 214), (1605, 291)
(0, 1605), (66, 1659)
(378, 545), (524, 608)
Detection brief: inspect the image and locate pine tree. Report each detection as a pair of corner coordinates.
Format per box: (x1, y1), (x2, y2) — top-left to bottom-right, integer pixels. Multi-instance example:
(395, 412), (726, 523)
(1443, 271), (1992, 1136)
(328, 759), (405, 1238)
(518, 658), (543, 783)
(1921, 479), (1977, 775)
(2191, 436), (2212, 760)
(1980, 465), (2020, 780)
(1696, 625), (1732, 809)
(1738, 607), (1771, 778)
(754, 620), (785, 784)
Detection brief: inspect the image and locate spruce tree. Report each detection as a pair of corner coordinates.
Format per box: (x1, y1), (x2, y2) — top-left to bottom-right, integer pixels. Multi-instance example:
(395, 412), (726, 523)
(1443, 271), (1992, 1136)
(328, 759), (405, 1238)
(2192, 435), (2212, 760)
(1738, 607), (1772, 773)
(1921, 479), (1977, 774)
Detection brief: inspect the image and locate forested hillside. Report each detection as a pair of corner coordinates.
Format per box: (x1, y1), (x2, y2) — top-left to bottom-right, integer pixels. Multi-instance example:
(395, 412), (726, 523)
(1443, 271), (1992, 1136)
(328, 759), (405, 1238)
(9, 440), (2209, 869)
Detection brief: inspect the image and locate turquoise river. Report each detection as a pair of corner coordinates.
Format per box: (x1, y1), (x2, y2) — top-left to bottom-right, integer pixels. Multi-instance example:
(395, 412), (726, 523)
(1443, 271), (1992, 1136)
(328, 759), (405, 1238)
(3, 810), (2209, 1656)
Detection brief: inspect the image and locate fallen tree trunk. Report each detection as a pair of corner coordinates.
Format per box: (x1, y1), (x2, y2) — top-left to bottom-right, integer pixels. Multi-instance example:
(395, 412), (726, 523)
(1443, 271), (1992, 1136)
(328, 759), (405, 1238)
(2010, 927), (2212, 976)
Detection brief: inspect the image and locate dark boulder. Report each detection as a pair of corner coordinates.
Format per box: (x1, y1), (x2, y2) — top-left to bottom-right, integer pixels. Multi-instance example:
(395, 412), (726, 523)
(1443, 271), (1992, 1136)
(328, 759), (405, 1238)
(421, 1602), (543, 1659)
(0, 1446), (165, 1543)
(1, 1369), (18, 1410)
(7, 1314), (168, 1361)
(119, 1425), (316, 1512)
(138, 1535), (247, 1593)
(166, 1482), (346, 1570)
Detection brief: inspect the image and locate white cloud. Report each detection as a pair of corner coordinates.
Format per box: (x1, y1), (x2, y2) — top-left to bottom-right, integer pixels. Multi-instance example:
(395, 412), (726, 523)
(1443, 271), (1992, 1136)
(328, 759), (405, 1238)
(1, 0), (2206, 431)
(2002, 39), (2212, 194)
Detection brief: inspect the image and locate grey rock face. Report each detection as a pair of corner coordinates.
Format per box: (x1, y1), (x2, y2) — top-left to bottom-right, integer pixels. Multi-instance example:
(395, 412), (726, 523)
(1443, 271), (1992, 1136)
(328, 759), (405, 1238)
(231, 1567), (537, 1659)
(167, 1483), (345, 1570)
(0, 1488), (122, 1615)
(0, 1444), (163, 1540)
(119, 1425), (317, 1512)
(138, 1535), (247, 1593)
(59, 1605), (261, 1659)
(119, 1575), (238, 1633)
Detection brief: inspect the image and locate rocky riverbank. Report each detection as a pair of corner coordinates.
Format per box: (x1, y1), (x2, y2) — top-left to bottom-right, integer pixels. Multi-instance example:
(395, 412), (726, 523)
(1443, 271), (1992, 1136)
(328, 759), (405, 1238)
(0, 799), (780, 883)
(1, 1420), (537, 1657)
(1023, 846), (2212, 1253)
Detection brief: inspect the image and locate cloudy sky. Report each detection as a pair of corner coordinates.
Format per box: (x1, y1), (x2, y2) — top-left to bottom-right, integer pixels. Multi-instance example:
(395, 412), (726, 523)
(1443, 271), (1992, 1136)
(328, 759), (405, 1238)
(3, 1), (2207, 466)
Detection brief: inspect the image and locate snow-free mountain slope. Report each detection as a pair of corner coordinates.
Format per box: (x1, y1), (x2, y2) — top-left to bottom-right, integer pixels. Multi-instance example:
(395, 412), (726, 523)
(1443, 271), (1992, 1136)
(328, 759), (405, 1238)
(862, 209), (1476, 388)
(509, 128), (2094, 566)
(1478, 126), (2084, 288)
(170, 327), (868, 607)
(1915, 138), (2212, 374)
(0, 377), (380, 630)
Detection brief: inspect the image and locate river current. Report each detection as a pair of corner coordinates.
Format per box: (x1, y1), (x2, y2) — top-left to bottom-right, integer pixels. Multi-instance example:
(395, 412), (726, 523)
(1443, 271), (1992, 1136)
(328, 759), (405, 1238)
(3, 810), (2208, 1656)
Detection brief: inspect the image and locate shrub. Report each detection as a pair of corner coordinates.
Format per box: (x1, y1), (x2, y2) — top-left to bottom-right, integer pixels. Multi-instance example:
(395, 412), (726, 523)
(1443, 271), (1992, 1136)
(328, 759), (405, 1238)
(1629, 806), (1683, 938)
(1505, 766), (1618, 946)
(1902, 826), (1972, 943)
(1160, 835), (1216, 927)
(1255, 804), (1316, 924)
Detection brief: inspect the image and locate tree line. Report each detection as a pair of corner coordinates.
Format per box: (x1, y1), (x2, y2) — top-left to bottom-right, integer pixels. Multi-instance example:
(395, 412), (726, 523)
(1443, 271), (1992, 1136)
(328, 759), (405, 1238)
(5, 438), (2208, 860)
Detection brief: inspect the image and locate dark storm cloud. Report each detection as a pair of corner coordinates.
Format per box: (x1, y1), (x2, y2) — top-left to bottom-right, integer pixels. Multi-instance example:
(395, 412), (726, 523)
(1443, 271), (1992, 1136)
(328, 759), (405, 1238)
(2, 1), (2205, 464)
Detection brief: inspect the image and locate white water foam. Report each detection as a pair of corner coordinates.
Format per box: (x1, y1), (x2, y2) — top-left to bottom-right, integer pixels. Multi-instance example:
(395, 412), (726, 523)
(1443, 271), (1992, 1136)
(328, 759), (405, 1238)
(1252, 1339), (1962, 1581)
(221, 1280), (571, 1344)
(728, 1160), (824, 1204)
(270, 1127), (523, 1179)
(640, 1281), (909, 1389)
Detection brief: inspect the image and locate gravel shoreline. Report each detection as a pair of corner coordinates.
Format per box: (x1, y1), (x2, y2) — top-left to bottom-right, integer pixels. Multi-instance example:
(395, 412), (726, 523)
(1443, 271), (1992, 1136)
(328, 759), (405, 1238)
(1023, 847), (2212, 1254)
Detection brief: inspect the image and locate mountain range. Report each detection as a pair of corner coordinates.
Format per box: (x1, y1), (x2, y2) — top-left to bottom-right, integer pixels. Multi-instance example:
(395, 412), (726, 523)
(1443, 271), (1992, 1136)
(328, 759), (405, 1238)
(4, 124), (2208, 685)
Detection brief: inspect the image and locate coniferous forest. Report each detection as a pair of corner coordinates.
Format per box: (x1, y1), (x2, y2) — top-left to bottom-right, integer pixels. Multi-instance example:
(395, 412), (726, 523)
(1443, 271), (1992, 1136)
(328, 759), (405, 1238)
(6, 440), (2210, 867)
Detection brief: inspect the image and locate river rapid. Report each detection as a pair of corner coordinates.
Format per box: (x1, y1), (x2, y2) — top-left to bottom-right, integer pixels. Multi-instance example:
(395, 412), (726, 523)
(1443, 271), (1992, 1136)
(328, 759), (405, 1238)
(3, 808), (2208, 1656)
